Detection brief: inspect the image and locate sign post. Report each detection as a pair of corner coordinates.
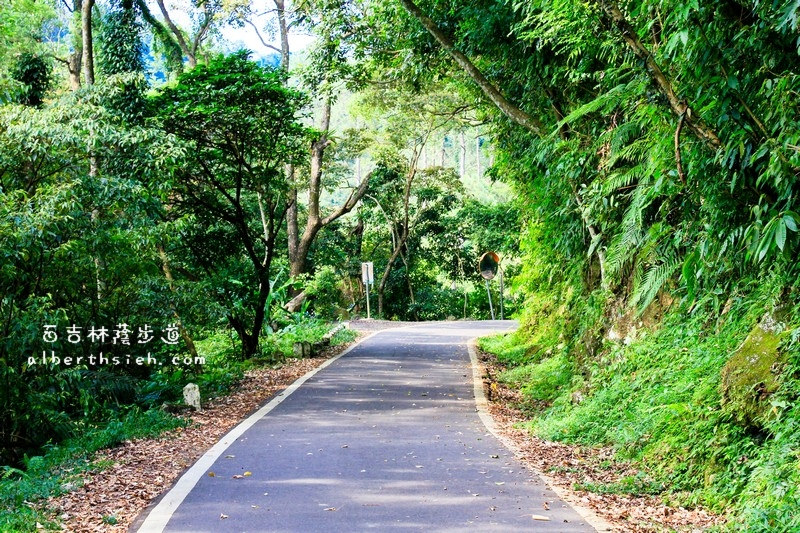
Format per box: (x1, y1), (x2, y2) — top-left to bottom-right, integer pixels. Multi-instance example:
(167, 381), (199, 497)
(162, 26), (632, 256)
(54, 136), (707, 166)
(361, 262), (374, 319)
(485, 279), (495, 320)
(498, 266), (504, 320)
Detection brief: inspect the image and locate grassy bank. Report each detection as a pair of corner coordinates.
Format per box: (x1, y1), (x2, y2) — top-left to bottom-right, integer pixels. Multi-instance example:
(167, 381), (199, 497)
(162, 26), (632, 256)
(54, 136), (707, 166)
(480, 270), (799, 531)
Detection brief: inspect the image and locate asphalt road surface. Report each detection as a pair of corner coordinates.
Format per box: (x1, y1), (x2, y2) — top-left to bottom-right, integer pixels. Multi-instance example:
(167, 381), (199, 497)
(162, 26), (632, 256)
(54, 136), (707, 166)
(136, 321), (595, 532)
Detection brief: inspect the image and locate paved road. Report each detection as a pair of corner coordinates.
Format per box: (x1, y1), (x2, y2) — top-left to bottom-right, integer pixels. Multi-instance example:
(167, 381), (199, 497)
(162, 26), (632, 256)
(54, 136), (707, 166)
(136, 321), (594, 532)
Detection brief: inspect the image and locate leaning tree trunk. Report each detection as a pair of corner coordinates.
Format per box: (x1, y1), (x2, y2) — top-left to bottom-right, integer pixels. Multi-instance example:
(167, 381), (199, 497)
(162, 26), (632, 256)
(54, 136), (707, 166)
(594, 0), (721, 149)
(288, 98), (371, 283)
(155, 0), (196, 67)
(377, 232), (407, 316)
(397, 0), (544, 135)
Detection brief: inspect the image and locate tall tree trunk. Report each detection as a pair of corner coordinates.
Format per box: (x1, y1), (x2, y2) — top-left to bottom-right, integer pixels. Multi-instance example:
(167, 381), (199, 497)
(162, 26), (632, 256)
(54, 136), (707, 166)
(400, 250), (417, 319)
(287, 175), (300, 272)
(256, 192), (271, 268)
(81, 0), (95, 85)
(158, 246), (199, 361)
(475, 136), (481, 178)
(85, 0), (100, 291)
(91, 210), (105, 301)
(68, 53), (82, 90)
(276, 0), (303, 286)
(68, 0), (83, 91)
(459, 130), (466, 178)
(351, 217), (364, 257)
(229, 238), (276, 358)
(274, 0), (290, 73)
(377, 231), (407, 316)
(243, 284), (270, 357)
(291, 98), (332, 278)
(289, 99), (371, 281)
(377, 149), (422, 315)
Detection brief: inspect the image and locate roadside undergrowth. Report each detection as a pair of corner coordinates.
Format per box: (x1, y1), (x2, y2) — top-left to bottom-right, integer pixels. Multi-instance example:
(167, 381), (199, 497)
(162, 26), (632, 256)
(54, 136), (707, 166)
(480, 268), (800, 531)
(0, 321), (355, 532)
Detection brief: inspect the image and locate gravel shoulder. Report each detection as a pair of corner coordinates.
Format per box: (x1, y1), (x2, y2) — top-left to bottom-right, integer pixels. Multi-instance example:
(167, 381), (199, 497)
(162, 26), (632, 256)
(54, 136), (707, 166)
(476, 347), (724, 532)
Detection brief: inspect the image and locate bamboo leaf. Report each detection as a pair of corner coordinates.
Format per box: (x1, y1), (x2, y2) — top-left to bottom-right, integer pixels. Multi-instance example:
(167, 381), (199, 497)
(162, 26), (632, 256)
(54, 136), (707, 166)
(775, 220), (786, 251)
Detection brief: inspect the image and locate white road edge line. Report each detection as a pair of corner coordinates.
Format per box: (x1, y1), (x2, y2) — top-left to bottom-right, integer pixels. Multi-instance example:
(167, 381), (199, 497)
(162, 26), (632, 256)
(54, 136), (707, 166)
(136, 329), (383, 533)
(467, 339), (616, 533)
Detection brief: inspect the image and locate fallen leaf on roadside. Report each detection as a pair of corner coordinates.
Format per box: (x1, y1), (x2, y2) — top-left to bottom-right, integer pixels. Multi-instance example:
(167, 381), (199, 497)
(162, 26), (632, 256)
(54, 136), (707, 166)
(243, 471), (252, 477)
(207, 472), (215, 477)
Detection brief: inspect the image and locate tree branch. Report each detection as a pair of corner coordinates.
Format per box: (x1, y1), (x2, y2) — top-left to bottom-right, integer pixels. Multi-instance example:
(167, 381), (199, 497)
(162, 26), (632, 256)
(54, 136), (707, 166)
(595, 0), (722, 150)
(245, 19), (282, 54)
(320, 170), (371, 226)
(191, 8), (214, 57)
(396, 0), (545, 136)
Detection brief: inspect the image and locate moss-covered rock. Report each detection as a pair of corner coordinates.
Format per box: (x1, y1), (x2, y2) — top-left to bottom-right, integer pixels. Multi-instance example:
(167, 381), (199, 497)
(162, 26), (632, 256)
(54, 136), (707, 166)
(720, 317), (786, 428)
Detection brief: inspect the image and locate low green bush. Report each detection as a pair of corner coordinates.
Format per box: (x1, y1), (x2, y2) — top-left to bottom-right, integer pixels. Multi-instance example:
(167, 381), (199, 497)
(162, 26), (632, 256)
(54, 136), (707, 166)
(478, 331), (541, 366)
(260, 317), (355, 360)
(305, 266), (344, 320)
(0, 407), (184, 532)
(500, 353), (572, 403)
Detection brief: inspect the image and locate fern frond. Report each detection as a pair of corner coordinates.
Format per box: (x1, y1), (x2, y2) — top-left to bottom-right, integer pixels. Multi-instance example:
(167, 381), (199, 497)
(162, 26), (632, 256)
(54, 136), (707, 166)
(604, 180), (653, 282)
(631, 251), (681, 314)
(605, 138), (651, 168)
(551, 82), (634, 135)
(601, 164), (646, 195)
(605, 221), (640, 281)
(610, 121), (643, 154)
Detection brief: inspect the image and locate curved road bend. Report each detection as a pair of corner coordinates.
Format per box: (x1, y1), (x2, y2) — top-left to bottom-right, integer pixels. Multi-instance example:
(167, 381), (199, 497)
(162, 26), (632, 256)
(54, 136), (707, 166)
(135, 321), (595, 532)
